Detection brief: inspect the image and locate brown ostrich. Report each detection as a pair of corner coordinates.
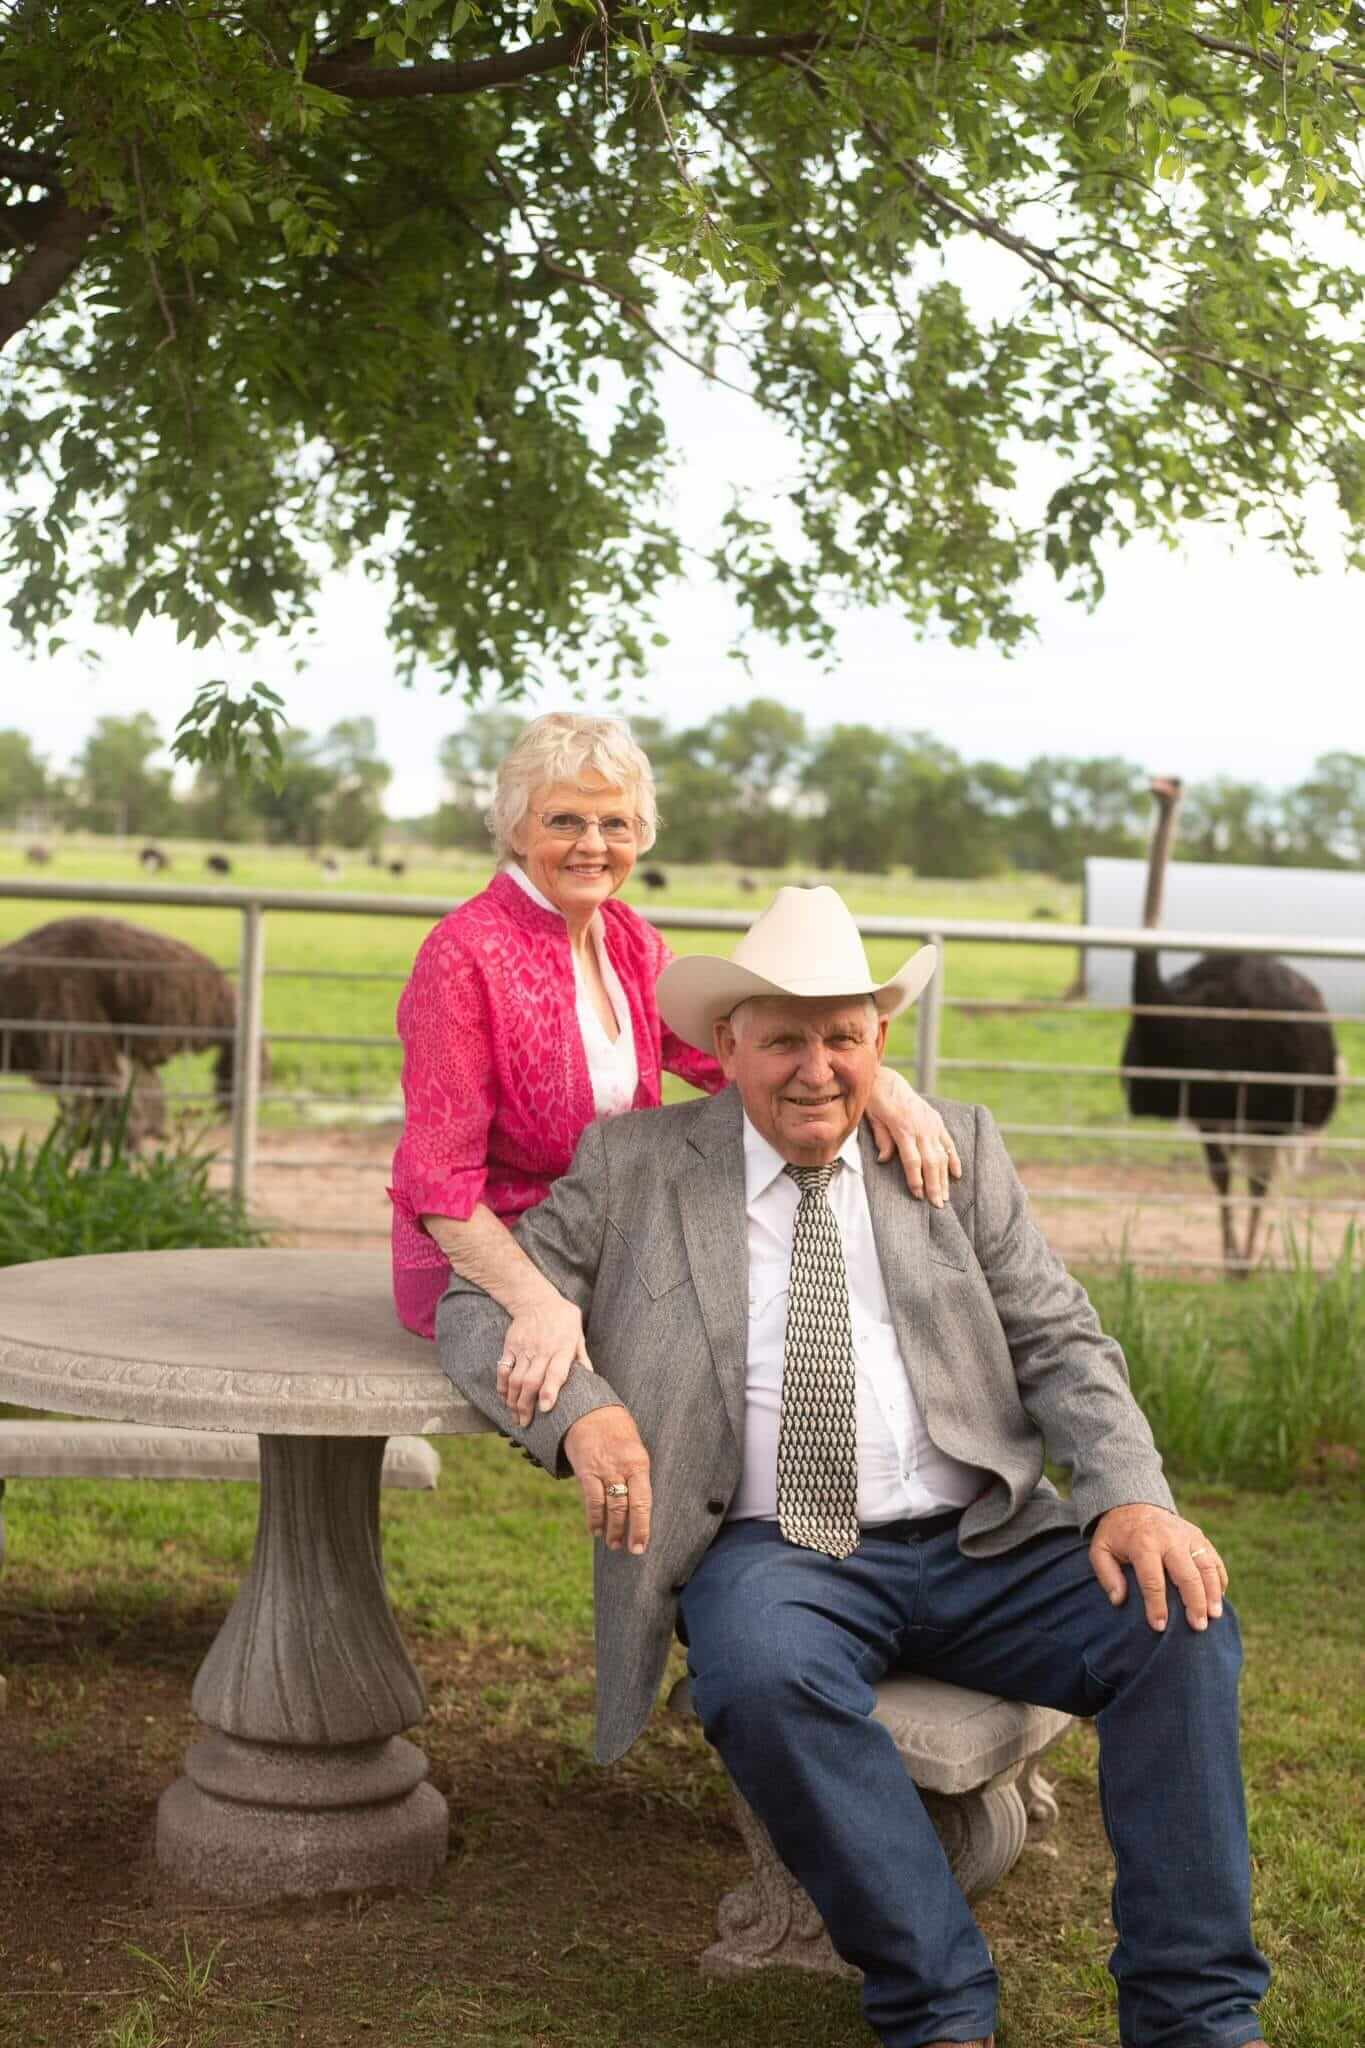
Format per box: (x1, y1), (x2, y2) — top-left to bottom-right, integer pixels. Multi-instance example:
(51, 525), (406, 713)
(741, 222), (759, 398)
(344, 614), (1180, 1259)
(0, 916), (255, 1147)
(1121, 778), (1339, 1274)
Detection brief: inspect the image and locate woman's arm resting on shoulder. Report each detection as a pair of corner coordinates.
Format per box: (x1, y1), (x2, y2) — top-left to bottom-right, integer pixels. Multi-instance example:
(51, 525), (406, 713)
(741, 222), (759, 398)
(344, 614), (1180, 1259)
(424, 1204), (593, 1427)
(866, 1065), (962, 1205)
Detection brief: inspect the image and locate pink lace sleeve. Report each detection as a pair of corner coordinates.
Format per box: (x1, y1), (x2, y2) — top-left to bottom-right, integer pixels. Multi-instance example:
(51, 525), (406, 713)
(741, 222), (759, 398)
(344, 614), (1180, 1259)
(651, 928), (728, 1096)
(389, 937), (498, 1227)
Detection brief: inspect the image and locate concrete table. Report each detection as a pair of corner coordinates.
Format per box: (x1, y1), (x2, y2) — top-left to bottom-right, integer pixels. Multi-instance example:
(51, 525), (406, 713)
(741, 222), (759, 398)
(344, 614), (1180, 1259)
(0, 1247), (491, 1902)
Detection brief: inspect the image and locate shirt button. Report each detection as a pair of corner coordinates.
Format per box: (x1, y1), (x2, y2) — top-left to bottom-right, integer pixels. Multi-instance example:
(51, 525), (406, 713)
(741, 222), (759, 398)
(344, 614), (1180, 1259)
(706, 1498), (726, 1515)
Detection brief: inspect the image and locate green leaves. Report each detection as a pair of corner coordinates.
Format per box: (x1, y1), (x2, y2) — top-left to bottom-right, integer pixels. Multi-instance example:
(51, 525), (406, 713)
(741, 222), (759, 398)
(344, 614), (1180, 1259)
(0, 0), (1363, 714)
(173, 682), (289, 784)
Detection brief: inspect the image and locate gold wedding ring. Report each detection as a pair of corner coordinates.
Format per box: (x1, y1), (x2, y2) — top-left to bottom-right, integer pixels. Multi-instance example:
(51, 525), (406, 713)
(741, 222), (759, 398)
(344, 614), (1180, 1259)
(1189, 1545), (1210, 1559)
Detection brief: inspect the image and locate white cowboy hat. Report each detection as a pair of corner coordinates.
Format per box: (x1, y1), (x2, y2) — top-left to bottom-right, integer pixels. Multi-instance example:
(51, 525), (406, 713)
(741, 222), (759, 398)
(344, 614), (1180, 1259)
(656, 885), (938, 1051)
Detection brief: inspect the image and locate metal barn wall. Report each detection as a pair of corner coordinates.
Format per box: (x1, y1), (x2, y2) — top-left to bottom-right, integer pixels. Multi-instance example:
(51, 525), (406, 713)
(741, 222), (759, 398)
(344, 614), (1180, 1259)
(1083, 859), (1365, 1011)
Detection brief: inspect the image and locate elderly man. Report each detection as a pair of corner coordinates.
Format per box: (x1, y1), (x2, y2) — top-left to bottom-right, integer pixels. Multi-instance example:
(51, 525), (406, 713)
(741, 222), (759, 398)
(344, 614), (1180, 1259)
(438, 886), (1270, 2048)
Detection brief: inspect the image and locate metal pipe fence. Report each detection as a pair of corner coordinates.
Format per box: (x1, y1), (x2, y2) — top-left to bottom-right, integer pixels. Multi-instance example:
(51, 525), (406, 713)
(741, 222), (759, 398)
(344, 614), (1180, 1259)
(3, 875), (1364, 1273)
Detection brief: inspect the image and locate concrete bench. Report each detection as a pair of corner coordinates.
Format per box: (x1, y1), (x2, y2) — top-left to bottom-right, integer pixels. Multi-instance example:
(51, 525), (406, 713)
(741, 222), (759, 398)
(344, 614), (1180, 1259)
(0, 1422), (441, 1492)
(668, 1673), (1072, 1978)
(0, 1423), (442, 1717)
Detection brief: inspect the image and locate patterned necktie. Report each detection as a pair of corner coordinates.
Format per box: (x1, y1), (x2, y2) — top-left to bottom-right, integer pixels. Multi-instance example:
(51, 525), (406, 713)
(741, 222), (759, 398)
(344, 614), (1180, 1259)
(777, 1161), (860, 1560)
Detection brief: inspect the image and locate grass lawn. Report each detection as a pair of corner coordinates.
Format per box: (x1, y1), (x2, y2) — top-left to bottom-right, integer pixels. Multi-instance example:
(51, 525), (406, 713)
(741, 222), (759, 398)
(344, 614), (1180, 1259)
(4, 839), (1363, 1174)
(0, 1444), (1360, 2048)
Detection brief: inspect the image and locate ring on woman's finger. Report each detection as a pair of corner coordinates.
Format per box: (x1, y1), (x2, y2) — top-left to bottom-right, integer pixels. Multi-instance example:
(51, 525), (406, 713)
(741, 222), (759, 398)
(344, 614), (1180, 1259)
(1189, 1544), (1210, 1560)
(604, 1482), (630, 1500)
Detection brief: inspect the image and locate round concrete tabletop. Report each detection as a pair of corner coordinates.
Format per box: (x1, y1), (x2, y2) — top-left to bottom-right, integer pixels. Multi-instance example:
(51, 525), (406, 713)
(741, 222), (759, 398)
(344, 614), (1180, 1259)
(0, 1248), (492, 1437)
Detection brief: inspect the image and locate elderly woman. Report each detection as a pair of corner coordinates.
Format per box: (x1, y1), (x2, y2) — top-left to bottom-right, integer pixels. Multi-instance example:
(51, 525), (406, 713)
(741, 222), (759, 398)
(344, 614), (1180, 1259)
(389, 714), (958, 1417)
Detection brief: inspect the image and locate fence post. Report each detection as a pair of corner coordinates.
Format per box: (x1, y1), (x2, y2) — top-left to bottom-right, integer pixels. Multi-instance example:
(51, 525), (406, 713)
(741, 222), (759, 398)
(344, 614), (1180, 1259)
(916, 933), (944, 1096)
(231, 902), (265, 1210)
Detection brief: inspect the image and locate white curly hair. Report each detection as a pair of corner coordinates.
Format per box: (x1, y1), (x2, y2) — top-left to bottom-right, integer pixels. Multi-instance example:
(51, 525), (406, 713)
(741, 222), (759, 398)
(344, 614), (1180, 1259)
(488, 713), (659, 857)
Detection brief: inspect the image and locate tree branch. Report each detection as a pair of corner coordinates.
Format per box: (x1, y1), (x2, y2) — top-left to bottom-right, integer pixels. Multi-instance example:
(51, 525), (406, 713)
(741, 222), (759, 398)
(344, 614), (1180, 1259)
(1189, 30), (1365, 85)
(0, 143), (65, 188)
(687, 30), (826, 57)
(304, 23), (601, 99)
(0, 193), (68, 248)
(0, 196), (107, 350)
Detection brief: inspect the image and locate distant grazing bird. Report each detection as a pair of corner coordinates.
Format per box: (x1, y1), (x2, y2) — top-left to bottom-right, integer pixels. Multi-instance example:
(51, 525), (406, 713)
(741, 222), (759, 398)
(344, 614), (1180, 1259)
(205, 853), (232, 876)
(641, 867), (668, 891)
(320, 854), (343, 879)
(738, 874), (758, 894)
(1031, 905), (1059, 920)
(1121, 777), (1339, 1275)
(0, 916), (260, 1147)
(139, 846), (169, 872)
(388, 859), (407, 877)
(24, 844), (52, 867)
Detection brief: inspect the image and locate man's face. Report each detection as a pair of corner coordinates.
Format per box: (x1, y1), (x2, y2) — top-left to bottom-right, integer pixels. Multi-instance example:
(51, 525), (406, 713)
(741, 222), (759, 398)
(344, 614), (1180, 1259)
(714, 995), (888, 1166)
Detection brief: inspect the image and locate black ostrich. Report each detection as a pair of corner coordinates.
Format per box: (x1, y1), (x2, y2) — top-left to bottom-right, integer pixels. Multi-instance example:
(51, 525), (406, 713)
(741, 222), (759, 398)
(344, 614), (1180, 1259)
(1121, 777), (1339, 1275)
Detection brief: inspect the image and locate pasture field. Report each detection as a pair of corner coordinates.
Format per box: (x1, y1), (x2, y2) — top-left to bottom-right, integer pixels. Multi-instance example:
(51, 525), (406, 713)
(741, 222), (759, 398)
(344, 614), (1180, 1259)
(4, 837), (1362, 1171)
(0, 1451), (1359, 2047)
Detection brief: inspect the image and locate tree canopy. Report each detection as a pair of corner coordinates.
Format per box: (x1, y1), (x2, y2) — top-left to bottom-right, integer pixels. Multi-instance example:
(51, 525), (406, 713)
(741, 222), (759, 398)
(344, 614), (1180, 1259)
(2, 2), (1363, 765)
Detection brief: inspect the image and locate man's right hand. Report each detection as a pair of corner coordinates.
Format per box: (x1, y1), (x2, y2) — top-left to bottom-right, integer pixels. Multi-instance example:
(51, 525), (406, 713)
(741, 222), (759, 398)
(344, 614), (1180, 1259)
(563, 1408), (652, 1556)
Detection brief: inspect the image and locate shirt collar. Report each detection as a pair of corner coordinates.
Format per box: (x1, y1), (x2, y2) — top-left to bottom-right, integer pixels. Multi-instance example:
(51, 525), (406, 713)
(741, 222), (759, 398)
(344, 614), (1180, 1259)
(503, 859), (562, 920)
(741, 1113), (863, 1204)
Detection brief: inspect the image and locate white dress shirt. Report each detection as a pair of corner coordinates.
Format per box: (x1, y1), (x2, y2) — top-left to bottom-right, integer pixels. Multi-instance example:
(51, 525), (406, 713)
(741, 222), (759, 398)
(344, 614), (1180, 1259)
(728, 1116), (984, 1528)
(504, 862), (639, 1117)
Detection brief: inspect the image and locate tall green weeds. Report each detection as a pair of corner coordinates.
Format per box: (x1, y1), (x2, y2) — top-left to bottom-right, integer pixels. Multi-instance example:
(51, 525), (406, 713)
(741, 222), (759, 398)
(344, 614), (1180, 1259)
(0, 1116), (265, 1265)
(1093, 1234), (1365, 1487)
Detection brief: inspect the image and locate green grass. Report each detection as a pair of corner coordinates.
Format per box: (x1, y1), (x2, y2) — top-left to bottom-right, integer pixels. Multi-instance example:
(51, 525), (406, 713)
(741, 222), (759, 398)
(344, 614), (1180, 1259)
(1086, 1241), (1365, 1485)
(5, 836), (1363, 1169)
(0, 1452), (1360, 2047)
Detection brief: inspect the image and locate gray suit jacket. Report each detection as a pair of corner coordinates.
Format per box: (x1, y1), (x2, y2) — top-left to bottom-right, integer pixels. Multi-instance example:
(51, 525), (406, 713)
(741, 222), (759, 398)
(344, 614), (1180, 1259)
(437, 1087), (1174, 1764)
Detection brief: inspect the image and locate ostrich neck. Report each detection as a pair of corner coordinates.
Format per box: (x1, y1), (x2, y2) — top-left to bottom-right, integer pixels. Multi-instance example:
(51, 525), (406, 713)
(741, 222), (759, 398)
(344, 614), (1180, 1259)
(1141, 797), (1180, 929)
(1135, 792), (1181, 1003)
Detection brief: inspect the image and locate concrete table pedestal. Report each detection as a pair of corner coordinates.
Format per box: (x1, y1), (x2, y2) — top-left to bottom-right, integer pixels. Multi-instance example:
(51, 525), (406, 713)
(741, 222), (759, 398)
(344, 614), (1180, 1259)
(0, 1249), (490, 1903)
(157, 1435), (448, 1899)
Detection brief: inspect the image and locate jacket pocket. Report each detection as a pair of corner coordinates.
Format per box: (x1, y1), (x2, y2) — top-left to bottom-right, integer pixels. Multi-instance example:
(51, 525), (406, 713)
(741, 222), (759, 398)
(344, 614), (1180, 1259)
(608, 1216), (693, 1300)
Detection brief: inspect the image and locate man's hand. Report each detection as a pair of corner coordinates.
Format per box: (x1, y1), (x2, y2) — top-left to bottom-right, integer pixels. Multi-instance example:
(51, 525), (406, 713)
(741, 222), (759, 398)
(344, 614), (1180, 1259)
(495, 1287), (593, 1427)
(1090, 1504), (1229, 1632)
(866, 1066), (962, 1207)
(563, 1408), (652, 1556)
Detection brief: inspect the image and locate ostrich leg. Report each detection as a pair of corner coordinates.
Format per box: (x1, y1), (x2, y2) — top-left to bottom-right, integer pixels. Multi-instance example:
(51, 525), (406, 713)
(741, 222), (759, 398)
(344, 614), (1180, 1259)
(1201, 1137), (1237, 1275)
(1243, 1156), (1275, 1271)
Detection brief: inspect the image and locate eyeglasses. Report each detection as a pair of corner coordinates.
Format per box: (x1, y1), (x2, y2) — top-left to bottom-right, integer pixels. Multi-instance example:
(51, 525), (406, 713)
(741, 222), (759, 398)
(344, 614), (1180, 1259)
(537, 810), (642, 844)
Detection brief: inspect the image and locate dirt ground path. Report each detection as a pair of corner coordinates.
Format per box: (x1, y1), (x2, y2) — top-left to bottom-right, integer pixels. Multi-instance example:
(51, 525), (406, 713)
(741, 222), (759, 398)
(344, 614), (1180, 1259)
(213, 1122), (1360, 1276)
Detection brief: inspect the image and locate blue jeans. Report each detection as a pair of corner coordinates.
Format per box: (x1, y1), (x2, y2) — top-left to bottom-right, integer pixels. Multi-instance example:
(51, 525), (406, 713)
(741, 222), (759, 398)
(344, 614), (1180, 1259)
(678, 1517), (1269, 2048)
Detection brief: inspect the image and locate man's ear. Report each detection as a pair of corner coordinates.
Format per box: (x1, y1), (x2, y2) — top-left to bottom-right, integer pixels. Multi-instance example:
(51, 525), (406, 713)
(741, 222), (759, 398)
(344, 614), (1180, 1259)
(713, 1017), (738, 1079)
(875, 1012), (890, 1059)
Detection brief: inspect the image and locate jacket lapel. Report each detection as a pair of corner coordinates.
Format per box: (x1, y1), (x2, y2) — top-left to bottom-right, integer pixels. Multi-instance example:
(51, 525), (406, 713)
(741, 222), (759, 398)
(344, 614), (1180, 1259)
(678, 1088), (749, 1454)
(859, 1121), (935, 1422)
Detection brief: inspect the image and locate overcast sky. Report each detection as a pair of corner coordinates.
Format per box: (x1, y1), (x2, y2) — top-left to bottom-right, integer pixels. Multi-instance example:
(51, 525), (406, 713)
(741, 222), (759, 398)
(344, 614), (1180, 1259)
(5, 317), (1362, 821)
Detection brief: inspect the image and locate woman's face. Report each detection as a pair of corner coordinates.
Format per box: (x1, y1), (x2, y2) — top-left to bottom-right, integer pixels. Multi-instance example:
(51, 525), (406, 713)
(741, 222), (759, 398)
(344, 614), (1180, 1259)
(514, 773), (641, 922)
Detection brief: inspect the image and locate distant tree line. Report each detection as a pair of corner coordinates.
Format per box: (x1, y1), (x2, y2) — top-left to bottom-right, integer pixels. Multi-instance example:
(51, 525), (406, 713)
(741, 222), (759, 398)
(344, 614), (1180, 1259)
(1, 714), (392, 851)
(4, 704), (1364, 880)
(431, 706), (1365, 880)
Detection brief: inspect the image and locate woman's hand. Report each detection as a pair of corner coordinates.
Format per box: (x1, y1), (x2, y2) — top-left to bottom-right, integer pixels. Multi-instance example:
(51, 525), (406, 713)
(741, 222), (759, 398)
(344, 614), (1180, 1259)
(495, 1287), (594, 1426)
(866, 1067), (961, 1207)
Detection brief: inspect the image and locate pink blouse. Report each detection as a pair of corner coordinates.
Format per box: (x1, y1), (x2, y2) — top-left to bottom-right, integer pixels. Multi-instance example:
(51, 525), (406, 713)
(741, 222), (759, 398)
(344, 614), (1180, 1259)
(388, 869), (726, 1337)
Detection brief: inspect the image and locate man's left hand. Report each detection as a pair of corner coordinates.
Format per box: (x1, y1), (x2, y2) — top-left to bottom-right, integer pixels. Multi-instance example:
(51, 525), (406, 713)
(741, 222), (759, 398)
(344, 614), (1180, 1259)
(1090, 1504), (1229, 1632)
(866, 1067), (962, 1207)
